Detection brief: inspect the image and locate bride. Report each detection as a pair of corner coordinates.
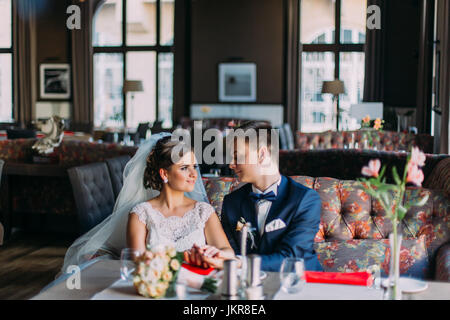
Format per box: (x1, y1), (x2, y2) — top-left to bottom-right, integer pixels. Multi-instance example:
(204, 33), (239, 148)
(62, 133), (236, 273)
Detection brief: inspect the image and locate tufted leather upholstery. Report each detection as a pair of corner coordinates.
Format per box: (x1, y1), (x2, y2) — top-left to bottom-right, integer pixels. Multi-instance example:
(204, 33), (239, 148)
(435, 243), (450, 281)
(203, 175), (450, 279)
(106, 155), (131, 199)
(279, 149), (449, 186)
(68, 162), (116, 235)
(425, 157), (450, 199)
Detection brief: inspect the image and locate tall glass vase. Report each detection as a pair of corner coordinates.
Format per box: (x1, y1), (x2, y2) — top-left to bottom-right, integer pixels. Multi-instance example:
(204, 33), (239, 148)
(384, 230), (402, 300)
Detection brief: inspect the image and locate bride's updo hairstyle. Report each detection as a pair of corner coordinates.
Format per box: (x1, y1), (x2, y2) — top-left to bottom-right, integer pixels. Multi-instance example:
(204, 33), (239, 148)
(144, 136), (193, 191)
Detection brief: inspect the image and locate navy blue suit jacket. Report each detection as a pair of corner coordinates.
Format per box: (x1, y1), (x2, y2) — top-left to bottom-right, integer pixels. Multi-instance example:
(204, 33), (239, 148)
(221, 175), (323, 272)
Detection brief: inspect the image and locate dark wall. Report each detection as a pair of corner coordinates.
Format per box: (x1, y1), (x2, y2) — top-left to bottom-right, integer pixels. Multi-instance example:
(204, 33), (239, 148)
(190, 0), (284, 104)
(383, 0), (421, 108)
(35, 0), (72, 102)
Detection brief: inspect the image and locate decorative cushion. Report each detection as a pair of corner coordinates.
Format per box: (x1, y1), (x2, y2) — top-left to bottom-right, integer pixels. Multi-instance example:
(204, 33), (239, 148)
(314, 236), (430, 279)
(202, 177), (235, 219)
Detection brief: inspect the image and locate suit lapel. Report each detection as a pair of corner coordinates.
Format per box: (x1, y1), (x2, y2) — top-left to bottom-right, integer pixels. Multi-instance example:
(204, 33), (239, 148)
(260, 175), (289, 243)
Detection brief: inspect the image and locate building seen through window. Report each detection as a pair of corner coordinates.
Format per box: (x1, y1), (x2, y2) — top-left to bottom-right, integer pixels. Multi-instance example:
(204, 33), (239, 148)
(0, 0), (13, 123)
(300, 0), (366, 132)
(93, 0), (174, 129)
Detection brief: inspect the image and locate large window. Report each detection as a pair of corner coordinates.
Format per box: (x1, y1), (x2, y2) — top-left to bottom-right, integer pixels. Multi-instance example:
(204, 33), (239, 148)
(300, 0), (366, 132)
(0, 0), (13, 123)
(93, 0), (174, 129)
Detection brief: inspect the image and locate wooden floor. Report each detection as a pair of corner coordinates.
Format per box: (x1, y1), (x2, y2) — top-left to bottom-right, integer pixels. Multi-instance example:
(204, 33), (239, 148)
(0, 230), (75, 300)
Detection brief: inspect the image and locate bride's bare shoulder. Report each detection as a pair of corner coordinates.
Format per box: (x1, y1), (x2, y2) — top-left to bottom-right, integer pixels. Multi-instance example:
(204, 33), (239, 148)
(184, 197), (198, 206)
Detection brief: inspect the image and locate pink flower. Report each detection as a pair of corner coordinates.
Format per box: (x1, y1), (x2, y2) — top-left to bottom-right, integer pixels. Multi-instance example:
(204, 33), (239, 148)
(406, 163), (424, 186)
(362, 115), (371, 124)
(361, 159), (381, 178)
(410, 147), (426, 167)
(373, 118), (382, 130)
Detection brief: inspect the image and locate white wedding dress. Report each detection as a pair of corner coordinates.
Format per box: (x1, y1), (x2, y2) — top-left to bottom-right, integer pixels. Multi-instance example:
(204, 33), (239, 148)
(62, 133), (210, 273)
(130, 201), (214, 252)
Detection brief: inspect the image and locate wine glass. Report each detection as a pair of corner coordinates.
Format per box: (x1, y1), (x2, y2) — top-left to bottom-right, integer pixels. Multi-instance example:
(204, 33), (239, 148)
(366, 264), (381, 290)
(120, 248), (141, 281)
(279, 257), (306, 294)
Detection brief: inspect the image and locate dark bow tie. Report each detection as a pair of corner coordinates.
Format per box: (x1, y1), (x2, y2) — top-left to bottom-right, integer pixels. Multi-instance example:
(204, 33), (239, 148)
(249, 191), (277, 203)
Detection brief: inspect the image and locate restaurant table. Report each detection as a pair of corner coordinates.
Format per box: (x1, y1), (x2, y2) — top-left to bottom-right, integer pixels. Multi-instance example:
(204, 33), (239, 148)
(32, 259), (450, 300)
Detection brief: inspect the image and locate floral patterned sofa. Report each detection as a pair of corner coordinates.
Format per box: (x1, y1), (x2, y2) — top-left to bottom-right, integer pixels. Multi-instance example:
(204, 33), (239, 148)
(0, 139), (138, 234)
(202, 176), (450, 281)
(295, 130), (434, 154)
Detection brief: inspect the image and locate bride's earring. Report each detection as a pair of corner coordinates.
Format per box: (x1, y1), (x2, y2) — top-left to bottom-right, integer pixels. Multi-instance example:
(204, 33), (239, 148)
(163, 178), (168, 184)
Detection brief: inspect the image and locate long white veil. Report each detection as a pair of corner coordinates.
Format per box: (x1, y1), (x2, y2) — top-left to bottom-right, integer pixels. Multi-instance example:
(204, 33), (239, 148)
(62, 132), (209, 273)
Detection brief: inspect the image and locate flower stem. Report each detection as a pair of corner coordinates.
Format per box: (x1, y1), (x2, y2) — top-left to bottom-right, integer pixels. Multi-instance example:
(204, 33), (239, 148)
(392, 219), (398, 299)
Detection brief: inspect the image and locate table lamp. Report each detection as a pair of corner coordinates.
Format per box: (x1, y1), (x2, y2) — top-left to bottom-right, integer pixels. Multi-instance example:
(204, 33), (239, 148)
(321, 80), (345, 131)
(123, 80), (143, 142)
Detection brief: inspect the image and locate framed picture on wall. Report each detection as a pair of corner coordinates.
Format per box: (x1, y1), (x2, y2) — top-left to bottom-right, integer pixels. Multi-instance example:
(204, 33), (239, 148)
(218, 63), (256, 102)
(40, 64), (71, 99)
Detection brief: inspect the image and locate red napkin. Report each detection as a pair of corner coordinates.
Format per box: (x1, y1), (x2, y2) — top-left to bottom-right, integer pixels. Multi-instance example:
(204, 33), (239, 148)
(305, 271), (373, 286)
(181, 263), (215, 276)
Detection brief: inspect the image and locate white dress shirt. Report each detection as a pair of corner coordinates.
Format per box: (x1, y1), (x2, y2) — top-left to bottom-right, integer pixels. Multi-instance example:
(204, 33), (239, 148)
(251, 176), (282, 236)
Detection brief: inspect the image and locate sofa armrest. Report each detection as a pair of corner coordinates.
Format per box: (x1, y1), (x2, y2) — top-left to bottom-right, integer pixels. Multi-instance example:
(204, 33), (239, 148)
(435, 243), (450, 281)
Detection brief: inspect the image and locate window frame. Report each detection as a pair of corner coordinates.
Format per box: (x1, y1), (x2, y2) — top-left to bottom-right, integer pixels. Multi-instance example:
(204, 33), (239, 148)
(299, 0), (365, 131)
(0, 0), (14, 125)
(93, 0), (174, 128)
(300, 0), (365, 77)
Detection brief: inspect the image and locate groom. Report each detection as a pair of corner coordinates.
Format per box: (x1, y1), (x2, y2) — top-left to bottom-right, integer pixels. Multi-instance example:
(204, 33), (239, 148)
(220, 121), (323, 272)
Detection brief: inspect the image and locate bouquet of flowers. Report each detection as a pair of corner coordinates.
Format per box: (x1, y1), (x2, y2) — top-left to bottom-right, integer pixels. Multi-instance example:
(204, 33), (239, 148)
(132, 244), (218, 299)
(360, 115), (384, 148)
(133, 245), (183, 298)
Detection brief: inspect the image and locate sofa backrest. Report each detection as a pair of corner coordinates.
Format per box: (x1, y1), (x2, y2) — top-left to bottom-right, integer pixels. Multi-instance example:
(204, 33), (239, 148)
(203, 175), (449, 259)
(278, 149), (449, 187)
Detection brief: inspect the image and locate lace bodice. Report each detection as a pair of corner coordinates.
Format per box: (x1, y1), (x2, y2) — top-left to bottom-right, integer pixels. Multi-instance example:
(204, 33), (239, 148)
(130, 201), (214, 252)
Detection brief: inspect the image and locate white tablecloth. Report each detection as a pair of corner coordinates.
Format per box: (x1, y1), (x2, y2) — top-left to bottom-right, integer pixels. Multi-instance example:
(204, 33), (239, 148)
(91, 279), (210, 300)
(273, 282), (384, 300)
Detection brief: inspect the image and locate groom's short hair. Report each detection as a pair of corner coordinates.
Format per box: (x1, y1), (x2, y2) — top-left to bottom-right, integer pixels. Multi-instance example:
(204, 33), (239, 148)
(234, 120), (274, 152)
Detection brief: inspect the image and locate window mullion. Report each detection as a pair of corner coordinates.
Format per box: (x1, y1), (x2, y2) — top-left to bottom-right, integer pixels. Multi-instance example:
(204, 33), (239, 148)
(123, 0), (127, 127)
(93, 0), (174, 129)
(335, 0), (341, 79)
(156, 0), (161, 122)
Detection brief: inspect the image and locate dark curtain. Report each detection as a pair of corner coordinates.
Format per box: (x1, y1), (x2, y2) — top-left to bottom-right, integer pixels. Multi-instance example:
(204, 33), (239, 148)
(13, 0), (37, 128)
(416, 0), (434, 134)
(173, 0), (191, 126)
(70, 0), (105, 133)
(437, 0), (450, 154)
(285, 0), (300, 133)
(362, 0), (386, 102)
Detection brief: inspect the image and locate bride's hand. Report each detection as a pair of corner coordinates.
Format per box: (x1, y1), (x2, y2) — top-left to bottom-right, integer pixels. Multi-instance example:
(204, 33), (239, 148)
(197, 244), (228, 270)
(183, 246), (210, 269)
(201, 245), (221, 258)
